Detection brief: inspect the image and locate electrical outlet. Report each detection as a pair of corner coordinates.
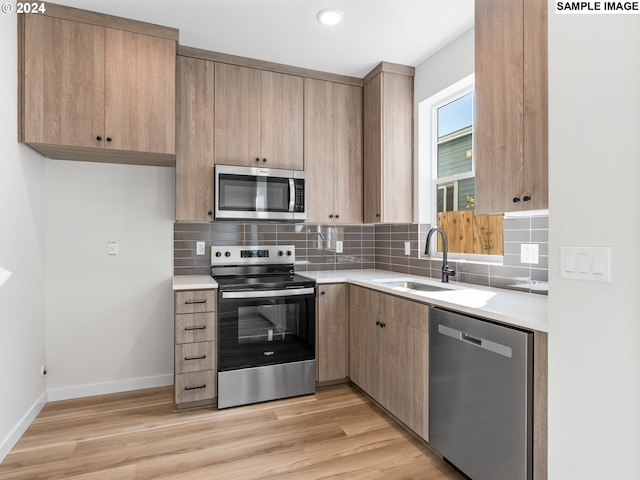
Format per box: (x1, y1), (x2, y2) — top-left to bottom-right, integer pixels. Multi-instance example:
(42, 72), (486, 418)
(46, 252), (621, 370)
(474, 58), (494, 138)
(404, 241), (411, 256)
(196, 241), (205, 255)
(520, 244), (539, 264)
(107, 241), (118, 256)
(336, 241), (343, 254)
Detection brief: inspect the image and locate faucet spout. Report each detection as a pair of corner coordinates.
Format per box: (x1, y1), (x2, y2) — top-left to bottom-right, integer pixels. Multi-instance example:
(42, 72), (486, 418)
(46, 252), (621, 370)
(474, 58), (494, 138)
(424, 226), (456, 283)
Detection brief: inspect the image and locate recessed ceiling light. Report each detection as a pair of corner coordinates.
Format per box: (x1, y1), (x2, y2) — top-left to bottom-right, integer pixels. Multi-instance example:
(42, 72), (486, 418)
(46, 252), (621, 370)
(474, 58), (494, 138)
(317, 9), (344, 26)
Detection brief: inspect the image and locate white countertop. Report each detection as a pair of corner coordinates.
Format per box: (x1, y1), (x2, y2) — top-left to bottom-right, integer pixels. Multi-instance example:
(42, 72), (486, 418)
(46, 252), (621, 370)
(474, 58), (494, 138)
(301, 269), (548, 333)
(172, 269), (548, 333)
(173, 275), (218, 290)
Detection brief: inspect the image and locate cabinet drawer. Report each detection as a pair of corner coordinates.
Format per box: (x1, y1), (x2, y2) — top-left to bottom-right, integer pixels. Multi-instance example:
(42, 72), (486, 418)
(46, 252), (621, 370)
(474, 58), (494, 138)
(175, 341), (215, 374)
(175, 370), (216, 405)
(175, 312), (215, 344)
(175, 290), (216, 314)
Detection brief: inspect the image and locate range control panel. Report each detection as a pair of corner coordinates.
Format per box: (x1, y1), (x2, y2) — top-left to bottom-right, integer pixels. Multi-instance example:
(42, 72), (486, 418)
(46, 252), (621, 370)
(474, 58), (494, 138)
(210, 245), (295, 266)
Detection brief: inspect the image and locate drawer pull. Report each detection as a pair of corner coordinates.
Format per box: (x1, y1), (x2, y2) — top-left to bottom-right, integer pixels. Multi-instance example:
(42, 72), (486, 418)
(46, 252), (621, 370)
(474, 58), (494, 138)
(184, 384), (206, 391)
(184, 325), (207, 331)
(185, 299), (207, 305)
(185, 355), (206, 361)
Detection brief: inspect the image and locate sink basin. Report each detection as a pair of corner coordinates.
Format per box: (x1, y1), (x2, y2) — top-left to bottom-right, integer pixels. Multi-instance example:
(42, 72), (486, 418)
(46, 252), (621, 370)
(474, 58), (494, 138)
(376, 279), (452, 293)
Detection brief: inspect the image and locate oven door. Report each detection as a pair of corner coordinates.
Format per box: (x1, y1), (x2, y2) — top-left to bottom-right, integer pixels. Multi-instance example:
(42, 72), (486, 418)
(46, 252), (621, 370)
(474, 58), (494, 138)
(215, 165), (298, 221)
(218, 287), (315, 372)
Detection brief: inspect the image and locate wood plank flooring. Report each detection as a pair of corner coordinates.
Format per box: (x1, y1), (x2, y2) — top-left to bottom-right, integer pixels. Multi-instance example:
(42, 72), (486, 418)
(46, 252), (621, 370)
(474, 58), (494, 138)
(0, 384), (464, 479)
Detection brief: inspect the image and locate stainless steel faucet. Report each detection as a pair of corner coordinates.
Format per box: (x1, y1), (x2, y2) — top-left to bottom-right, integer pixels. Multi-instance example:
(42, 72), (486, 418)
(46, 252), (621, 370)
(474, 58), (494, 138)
(424, 226), (456, 283)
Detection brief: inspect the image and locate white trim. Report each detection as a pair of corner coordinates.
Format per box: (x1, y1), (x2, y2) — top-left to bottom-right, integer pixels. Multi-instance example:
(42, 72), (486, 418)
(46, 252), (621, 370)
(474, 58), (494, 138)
(47, 374), (173, 402)
(503, 209), (549, 218)
(0, 391), (47, 463)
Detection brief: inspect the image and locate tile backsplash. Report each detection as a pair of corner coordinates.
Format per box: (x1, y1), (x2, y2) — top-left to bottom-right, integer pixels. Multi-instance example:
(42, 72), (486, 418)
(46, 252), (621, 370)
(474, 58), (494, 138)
(174, 214), (548, 295)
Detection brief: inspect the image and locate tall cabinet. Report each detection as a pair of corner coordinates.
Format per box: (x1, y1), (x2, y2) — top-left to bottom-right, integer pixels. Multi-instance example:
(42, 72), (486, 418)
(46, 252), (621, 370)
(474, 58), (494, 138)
(475, 0), (548, 213)
(18, 4), (177, 166)
(304, 78), (363, 224)
(363, 63), (414, 223)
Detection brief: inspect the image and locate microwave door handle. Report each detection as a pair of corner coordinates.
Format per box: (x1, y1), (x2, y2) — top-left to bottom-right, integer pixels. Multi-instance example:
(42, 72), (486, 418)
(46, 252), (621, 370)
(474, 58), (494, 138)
(289, 178), (295, 212)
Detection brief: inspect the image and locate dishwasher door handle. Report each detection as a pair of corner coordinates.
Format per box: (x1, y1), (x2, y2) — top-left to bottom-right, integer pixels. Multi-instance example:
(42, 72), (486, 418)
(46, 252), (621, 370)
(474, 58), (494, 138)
(437, 324), (513, 358)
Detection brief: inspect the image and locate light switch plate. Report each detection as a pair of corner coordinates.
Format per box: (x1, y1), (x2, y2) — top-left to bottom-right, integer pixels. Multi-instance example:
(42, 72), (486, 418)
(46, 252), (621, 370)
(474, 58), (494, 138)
(196, 241), (205, 255)
(405, 241), (411, 256)
(561, 246), (611, 282)
(107, 241), (118, 256)
(336, 241), (343, 254)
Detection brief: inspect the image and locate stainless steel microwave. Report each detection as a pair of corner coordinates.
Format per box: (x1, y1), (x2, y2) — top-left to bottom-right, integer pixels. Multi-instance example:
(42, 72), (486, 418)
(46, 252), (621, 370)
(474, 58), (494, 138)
(214, 165), (306, 222)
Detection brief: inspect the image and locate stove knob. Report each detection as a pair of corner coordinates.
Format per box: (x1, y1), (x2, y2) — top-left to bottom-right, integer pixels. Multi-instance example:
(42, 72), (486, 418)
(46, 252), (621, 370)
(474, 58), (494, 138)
(215, 251), (222, 258)
(286, 250), (292, 256)
(278, 251), (284, 256)
(224, 251), (231, 257)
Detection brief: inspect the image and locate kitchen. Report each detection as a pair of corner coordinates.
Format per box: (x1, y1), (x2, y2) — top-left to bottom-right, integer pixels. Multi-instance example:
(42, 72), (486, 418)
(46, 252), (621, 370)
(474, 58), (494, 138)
(0, 1), (638, 479)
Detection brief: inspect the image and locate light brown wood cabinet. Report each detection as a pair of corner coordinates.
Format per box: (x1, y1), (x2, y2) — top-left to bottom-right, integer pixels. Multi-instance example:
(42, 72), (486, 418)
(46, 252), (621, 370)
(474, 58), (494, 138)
(363, 63), (414, 223)
(349, 285), (429, 440)
(214, 63), (304, 170)
(316, 284), (348, 383)
(18, 4), (177, 167)
(475, 0), (548, 213)
(175, 55), (215, 221)
(174, 289), (217, 409)
(304, 79), (363, 224)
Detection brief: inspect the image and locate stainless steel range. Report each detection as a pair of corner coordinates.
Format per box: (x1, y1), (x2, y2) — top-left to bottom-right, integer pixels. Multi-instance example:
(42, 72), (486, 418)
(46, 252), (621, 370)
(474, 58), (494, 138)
(211, 245), (316, 409)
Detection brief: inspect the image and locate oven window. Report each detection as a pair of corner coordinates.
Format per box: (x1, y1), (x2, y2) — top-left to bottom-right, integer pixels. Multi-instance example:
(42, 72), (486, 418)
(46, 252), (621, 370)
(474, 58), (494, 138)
(219, 295), (315, 371)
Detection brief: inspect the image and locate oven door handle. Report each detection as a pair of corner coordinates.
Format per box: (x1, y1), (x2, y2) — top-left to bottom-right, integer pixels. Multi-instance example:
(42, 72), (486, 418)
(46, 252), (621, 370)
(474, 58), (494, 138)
(221, 287), (315, 299)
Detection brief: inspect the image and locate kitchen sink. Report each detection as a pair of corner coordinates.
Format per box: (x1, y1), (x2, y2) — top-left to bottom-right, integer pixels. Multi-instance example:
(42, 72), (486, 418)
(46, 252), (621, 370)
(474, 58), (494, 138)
(376, 279), (453, 293)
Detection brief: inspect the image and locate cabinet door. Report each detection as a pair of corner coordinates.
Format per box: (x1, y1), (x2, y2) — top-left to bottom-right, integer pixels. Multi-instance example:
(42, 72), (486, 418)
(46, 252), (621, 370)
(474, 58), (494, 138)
(105, 29), (175, 154)
(176, 56), (215, 221)
(260, 71), (304, 170)
(349, 304), (378, 394)
(334, 83), (363, 224)
(22, 15), (105, 148)
(475, 0), (524, 214)
(214, 63), (261, 167)
(304, 78), (335, 223)
(317, 284), (347, 382)
(363, 74), (383, 223)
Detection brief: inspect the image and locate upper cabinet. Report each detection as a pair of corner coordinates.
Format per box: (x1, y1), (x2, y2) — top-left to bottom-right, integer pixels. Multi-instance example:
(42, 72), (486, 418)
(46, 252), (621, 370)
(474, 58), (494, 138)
(363, 63), (414, 224)
(475, 0), (548, 213)
(214, 63), (304, 170)
(304, 78), (363, 224)
(18, 5), (177, 166)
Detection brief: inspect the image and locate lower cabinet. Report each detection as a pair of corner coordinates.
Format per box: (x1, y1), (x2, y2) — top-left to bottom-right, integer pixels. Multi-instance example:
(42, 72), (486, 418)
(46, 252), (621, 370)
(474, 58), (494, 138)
(174, 289), (217, 409)
(349, 285), (429, 440)
(316, 284), (348, 383)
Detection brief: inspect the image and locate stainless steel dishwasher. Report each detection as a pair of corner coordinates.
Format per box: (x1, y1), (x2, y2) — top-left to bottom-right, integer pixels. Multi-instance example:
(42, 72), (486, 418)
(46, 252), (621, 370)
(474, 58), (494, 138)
(429, 307), (533, 480)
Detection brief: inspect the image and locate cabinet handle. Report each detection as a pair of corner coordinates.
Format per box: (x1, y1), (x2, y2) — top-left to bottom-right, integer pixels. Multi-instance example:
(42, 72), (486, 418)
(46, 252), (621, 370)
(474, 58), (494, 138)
(329, 214), (334, 219)
(523, 195), (531, 202)
(184, 355), (206, 361)
(375, 213), (381, 218)
(255, 157), (260, 163)
(184, 325), (206, 331)
(320, 291), (325, 295)
(185, 299), (207, 305)
(106, 137), (112, 143)
(208, 211), (213, 216)
(335, 214), (340, 219)
(96, 136), (102, 141)
(184, 384), (206, 391)
(262, 158), (267, 163)
(513, 197), (521, 203)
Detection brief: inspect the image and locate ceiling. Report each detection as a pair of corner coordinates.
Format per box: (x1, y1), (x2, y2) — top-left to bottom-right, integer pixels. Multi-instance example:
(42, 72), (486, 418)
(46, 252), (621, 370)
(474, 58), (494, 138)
(59, 0), (474, 78)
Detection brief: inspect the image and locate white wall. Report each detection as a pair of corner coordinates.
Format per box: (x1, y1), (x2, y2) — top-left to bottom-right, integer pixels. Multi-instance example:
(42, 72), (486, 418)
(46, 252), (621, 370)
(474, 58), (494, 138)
(548, 6), (640, 479)
(414, 28), (474, 224)
(45, 160), (175, 399)
(0, 12), (47, 460)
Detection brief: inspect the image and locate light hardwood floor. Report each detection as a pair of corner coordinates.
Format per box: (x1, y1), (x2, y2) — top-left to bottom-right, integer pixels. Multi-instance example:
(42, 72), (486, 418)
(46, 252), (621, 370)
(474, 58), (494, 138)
(1, 384), (464, 479)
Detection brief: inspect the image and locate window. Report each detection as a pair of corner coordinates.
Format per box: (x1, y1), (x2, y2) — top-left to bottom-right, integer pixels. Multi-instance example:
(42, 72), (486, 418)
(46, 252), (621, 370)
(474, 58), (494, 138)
(418, 75), (503, 258)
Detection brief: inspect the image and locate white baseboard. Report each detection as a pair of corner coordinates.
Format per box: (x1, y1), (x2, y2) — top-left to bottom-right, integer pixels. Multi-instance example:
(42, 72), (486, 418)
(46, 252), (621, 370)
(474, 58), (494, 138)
(47, 374), (174, 402)
(0, 390), (47, 464)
